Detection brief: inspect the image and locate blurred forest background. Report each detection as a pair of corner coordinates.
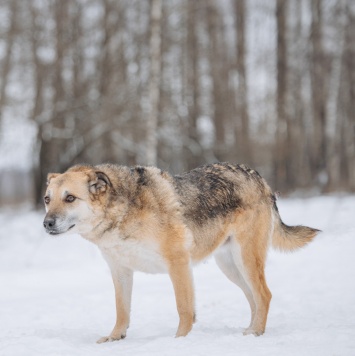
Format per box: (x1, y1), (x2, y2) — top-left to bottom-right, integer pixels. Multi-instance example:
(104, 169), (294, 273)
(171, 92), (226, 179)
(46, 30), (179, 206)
(0, 0), (354, 207)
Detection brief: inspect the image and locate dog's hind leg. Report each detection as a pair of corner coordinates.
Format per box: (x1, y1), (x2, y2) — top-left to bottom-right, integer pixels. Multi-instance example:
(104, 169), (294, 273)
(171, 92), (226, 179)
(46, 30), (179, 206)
(230, 240), (271, 336)
(229, 211), (273, 336)
(214, 243), (256, 329)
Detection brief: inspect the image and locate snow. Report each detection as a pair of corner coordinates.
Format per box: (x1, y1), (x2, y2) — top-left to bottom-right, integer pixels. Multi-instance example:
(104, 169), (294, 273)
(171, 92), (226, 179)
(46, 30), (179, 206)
(0, 115), (37, 170)
(1, 196), (355, 356)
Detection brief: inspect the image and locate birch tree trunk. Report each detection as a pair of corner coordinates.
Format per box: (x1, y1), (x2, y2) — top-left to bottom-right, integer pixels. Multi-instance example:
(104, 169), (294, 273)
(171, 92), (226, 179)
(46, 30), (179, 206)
(289, 0), (311, 188)
(37, 0), (69, 203)
(185, 0), (202, 170)
(275, 0), (289, 190)
(344, 3), (355, 190)
(310, 0), (327, 185)
(146, 0), (162, 166)
(325, 0), (346, 191)
(234, 0), (252, 165)
(207, 1), (227, 161)
(29, 2), (46, 206)
(0, 0), (17, 127)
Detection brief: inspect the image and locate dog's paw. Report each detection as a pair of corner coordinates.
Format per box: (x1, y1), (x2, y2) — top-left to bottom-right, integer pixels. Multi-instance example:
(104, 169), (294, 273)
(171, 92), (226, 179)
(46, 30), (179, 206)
(243, 327), (264, 337)
(96, 333), (126, 344)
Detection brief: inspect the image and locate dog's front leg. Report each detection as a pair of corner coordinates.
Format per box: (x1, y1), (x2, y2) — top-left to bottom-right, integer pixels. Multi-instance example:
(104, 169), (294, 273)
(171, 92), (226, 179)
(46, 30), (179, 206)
(168, 258), (195, 337)
(97, 266), (133, 343)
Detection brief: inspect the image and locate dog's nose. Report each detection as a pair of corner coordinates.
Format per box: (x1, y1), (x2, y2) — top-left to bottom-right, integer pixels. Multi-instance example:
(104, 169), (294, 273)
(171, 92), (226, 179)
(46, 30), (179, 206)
(43, 217), (56, 230)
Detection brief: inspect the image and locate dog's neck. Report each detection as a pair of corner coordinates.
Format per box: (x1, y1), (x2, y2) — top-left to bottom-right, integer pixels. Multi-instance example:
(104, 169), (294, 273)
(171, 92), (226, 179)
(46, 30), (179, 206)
(79, 201), (128, 244)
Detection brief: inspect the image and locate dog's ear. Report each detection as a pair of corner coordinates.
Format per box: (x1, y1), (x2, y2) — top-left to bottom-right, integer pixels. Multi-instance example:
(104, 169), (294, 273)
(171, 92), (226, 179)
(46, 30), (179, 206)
(88, 171), (112, 194)
(47, 173), (60, 185)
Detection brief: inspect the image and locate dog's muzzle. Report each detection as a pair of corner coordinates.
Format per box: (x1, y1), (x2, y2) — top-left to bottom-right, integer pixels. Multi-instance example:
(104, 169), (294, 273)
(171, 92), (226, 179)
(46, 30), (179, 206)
(43, 216), (56, 230)
(43, 215), (60, 234)
(43, 215), (75, 235)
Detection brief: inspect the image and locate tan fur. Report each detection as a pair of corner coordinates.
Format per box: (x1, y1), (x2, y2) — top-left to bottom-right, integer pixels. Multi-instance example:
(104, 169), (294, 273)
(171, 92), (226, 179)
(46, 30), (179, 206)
(43, 163), (319, 342)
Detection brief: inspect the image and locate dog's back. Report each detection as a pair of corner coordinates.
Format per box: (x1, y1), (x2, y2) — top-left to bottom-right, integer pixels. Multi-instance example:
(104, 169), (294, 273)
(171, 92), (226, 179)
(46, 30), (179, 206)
(173, 162), (271, 224)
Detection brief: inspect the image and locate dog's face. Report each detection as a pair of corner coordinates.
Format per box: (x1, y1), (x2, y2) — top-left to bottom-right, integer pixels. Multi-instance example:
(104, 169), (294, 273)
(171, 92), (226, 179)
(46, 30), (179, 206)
(43, 169), (110, 236)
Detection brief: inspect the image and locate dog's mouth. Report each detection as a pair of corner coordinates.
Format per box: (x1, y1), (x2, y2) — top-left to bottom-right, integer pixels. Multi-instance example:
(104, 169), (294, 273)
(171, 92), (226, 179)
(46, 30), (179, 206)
(48, 224), (75, 235)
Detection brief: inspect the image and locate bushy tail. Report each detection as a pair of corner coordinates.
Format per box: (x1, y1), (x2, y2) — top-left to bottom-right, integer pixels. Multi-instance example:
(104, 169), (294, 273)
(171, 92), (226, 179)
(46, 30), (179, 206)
(271, 202), (320, 252)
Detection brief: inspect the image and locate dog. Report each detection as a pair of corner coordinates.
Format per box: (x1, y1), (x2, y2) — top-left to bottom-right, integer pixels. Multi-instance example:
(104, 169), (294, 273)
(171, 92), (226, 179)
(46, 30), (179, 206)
(43, 162), (319, 343)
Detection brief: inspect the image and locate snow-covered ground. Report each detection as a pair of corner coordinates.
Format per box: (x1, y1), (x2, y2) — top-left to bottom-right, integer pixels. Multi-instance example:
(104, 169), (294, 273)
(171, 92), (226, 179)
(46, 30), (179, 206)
(1, 196), (354, 356)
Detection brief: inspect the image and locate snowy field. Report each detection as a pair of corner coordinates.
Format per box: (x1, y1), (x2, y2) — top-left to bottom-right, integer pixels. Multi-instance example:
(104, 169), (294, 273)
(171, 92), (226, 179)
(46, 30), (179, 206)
(1, 196), (355, 356)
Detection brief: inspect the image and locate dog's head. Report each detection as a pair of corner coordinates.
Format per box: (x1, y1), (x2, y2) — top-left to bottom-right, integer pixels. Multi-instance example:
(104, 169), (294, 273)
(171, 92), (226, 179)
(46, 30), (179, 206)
(43, 167), (112, 236)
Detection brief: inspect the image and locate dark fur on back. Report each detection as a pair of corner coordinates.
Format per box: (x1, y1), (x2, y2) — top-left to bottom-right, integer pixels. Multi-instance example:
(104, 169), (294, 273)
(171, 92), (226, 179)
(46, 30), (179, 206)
(173, 162), (269, 225)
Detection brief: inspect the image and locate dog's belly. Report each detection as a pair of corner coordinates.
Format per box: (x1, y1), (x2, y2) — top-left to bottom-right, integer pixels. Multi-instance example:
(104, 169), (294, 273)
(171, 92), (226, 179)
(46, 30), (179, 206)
(99, 239), (168, 274)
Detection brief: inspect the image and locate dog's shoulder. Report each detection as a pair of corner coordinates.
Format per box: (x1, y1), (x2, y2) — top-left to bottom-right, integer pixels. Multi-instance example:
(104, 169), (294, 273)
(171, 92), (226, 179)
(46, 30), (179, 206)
(95, 164), (180, 215)
(128, 166), (180, 213)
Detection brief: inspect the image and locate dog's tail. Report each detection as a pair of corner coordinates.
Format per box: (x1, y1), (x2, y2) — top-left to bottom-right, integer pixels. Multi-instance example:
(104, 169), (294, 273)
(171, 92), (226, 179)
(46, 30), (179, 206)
(271, 196), (320, 252)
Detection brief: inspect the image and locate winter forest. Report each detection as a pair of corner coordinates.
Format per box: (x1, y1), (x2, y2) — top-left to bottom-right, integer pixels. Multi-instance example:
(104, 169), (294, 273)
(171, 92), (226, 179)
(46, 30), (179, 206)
(0, 0), (354, 205)
(1, 2), (355, 355)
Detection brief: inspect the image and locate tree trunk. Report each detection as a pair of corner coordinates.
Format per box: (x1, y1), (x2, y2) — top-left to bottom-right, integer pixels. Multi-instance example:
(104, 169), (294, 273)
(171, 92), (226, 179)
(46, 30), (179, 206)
(0, 0), (17, 127)
(207, 1), (226, 161)
(29, 2), (47, 206)
(146, 0), (162, 166)
(275, 0), (289, 191)
(325, 1), (346, 191)
(344, 4), (355, 190)
(36, 0), (69, 204)
(310, 0), (327, 186)
(234, 0), (252, 165)
(289, 0), (311, 188)
(185, 0), (203, 170)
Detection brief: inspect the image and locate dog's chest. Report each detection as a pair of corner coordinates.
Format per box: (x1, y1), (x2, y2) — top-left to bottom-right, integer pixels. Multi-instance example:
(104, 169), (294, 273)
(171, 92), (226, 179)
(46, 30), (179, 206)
(99, 237), (168, 274)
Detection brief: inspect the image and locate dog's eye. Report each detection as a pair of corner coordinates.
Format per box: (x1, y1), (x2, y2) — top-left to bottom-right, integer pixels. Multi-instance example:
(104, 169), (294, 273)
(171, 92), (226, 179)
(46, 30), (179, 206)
(66, 195), (76, 203)
(44, 196), (50, 204)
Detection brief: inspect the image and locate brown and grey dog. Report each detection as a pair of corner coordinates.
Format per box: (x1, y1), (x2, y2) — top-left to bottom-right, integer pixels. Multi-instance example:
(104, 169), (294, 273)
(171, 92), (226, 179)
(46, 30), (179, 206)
(43, 162), (319, 343)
